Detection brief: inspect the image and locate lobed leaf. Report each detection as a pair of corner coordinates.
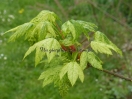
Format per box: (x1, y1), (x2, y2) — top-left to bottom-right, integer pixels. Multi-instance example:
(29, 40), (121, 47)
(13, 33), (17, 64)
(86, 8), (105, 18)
(8, 23), (33, 42)
(94, 31), (122, 56)
(39, 66), (62, 80)
(31, 10), (59, 23)
(30, 21), (56, 41)
(5, 10), (59, 44)
(24, 38), (61, 64)
(76, 20), (98, 32)
(60, 62), (84, 86)
(91, 41), (113, 55)
(61, 21), (76, 40)
(38, 66), (62, 87)
(44, 38), (61, 62)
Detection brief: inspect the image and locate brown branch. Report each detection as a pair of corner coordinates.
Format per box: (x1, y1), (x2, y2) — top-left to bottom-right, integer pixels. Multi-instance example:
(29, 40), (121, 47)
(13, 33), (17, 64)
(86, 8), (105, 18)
(102, 69), (132, 82)
(89, 66), (132, 82)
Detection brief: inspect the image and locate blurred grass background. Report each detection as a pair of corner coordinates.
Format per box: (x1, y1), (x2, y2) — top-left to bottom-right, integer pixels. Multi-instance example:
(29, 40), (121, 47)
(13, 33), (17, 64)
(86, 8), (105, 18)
(0, 0), (132, 99)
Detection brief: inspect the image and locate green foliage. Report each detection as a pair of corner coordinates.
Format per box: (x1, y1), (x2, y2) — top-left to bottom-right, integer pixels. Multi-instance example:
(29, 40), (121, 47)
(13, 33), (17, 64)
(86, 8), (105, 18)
(38, 66), (62, 87)
(87, 51), (103, 70)
(91, 31), (122, 55)
(80, 51), (88, 70)
(4, 10), (59, 44)
(6, 23), (33, 42)
(60, 62), (84, 86)
(5, 10), (122, 96)
(24, 38), (61, 64)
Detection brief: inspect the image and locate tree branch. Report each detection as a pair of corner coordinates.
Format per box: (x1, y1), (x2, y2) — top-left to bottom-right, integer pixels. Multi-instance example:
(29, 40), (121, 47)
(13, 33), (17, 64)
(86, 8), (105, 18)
(89, 66), (132, 82)
(102, 69), (132, 82)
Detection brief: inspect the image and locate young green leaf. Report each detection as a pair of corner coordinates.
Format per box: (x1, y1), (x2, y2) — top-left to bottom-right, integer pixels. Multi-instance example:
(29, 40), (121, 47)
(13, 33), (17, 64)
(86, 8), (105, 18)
(39, 66), (62, 80)
(38, 66), (62, 87)
(7, 23), (33, 42)
(80, 51), (88, 70)
(94, 31), (122, 56)
(5, 10), (59, 43)
(42, 77), (53, 87)
(60, 38), (75, 46)
(60, 62), (84, 86)
(61, 21), (76, 40)
(24, 38), (61, 63)
(23, 43), (37, 59)
(44, 38), (61, 62)
(87, 52), (103, 70)
(66, 62), (78, 86)
(76, 20), (98, 32)
(91, 41), (113, 55)
(31, 10), (59, 23)
(30, 21), (56, 41)
(35, 47), (45, 66)
(59, 64), (69, 80)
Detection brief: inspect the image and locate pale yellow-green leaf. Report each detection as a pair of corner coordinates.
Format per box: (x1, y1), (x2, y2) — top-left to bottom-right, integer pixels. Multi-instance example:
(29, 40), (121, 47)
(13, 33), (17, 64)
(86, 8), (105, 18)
(61, 21), (76, 39)
(35, 47), (45, 66)
(78, 66), (84, 83)
(80, 51), (88, 70)
(4, 26), (19, 34)
(60, 62), (84, 86)
(23, 44), (37, 59)
(8, 23), (33, 42)
(43, 77), (53, 87)
(38, 67), (57, 80)
(91, 41), (113, 55)
(87, 52), (103, 70)
(44, 38), (61, 62)
(76, 20), (98, 32)
(60, 64), (69, 79)
(24, 38), (61, 64)
(67, 62), (79, 86)
(38, 66), (62, 87)
(94, 31), (122, 56)
(31, 10), (59, 23)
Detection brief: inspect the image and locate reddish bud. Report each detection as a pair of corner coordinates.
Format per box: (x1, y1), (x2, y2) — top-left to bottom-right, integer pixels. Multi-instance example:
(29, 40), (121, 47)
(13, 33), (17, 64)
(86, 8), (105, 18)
(69, 45), (76, 52)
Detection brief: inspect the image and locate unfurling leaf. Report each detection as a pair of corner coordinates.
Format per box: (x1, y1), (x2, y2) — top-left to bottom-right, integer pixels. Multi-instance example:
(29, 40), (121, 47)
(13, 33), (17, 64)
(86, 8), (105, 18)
(60, 62), (84, 86)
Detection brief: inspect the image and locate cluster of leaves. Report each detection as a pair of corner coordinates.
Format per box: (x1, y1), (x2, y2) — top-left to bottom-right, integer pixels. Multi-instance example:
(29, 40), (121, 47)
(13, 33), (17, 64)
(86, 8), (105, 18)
(5, 10), (122, 96)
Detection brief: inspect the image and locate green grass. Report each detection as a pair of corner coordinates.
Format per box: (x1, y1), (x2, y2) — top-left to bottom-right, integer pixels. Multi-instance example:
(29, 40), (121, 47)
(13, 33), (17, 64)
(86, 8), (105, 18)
(0, 0), (132, 99)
